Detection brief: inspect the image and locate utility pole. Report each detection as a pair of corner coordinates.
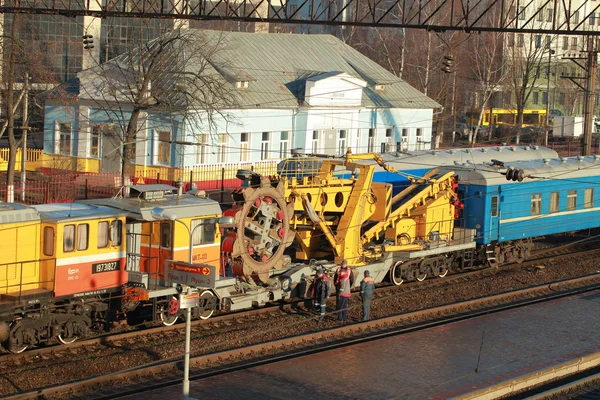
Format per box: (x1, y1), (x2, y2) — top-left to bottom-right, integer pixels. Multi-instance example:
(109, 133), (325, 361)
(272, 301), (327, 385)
(561, 36), (598, 156)
(583, 37), (597, 156)
(20, 72), (29, 202)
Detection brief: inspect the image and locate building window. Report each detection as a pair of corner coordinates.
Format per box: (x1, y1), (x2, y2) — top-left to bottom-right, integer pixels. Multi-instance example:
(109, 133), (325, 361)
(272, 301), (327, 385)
(547, 8), (553, 22)
(261, 131), (270, 160)
(517, 34), (524, 47)
(567, 190), (577, 210)
(57, 122), (72, 155)
(518, 6), (525, 20)
(536, 9), (543, 21)
(157, 130), (171, 164)
(584, 188), (594, 208)
(160, 222), (171, 248)
(590, 12), (596, 25)
(64, 224), (75, 252)
(217, 133), (227, 163)
(533, 92), (539, 104)
(90, 126), (101, 158)
(562, 37), (569, 50)
(240, 132), (249, 162)
(491, 196), (498, 217)
(196, 133), (208, 164)
(571, 37), (578, 50)
(535, 35), (542, 48)
(312, 130), (320, 153)
(367, 128), (375, 152)
(43, 227), (54, 257)
(279, 131), (290, 158)
(338, 130), (347, 154)
(545, 35), (551, 49)
(402, 128), (408, 137)
(288, 3), (297, 14)
(542, 92), (548, 105)
(550, 192), (560, 213)
(191, 219), (216, 245)
(573, 10), (579, 24)
(531, 194), (541, 216)
(416, 128), (423, 137)
(98, 221), (109, 248)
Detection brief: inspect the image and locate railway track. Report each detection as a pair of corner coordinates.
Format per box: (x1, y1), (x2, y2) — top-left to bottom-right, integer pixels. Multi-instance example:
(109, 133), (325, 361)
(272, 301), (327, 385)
(5, 273), (600, 400)
(2, 235), (600, 363)
(1, 237), (599, 398)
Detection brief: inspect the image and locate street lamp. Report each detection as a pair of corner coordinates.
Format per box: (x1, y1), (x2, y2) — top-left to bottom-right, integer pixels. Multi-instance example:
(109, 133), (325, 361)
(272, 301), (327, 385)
(150, 206), (233, 400)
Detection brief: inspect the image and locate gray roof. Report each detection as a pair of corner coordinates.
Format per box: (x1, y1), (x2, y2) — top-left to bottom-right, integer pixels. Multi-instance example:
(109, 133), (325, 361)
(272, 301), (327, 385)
(440, 155), (600, 186)
(32, 203), (124, 223)
(62, 29), (440, 110)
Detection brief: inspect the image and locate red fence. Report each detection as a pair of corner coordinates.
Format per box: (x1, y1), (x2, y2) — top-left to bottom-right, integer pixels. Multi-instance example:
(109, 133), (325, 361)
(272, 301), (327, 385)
(1, 161), (279, 205)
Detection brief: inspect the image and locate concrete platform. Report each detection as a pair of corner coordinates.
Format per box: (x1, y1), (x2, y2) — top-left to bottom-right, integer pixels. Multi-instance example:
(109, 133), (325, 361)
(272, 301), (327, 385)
(119, 289), (600, 400)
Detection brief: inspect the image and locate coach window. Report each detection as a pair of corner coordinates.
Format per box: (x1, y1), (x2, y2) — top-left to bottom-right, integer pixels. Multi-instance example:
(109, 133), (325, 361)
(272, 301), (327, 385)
(77, 224), (89, 251)
(531, 194), (541, 216)
(64, 224), (75, 252)
(567, 190), (577, 211)
(584, 188), (594, 208)
(98, 222), (109, 248)
(160, 222), (171, 248)
(550, 192), (560, 213)
(43, 227), (55, 256)
(491, 196), (498, 217)
(191, 219), (216, 245)
(111, 220), (122, 246)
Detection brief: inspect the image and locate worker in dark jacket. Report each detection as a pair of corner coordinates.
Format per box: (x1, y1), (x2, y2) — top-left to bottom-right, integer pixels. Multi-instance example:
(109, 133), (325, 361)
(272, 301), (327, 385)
(334, 260), (354, 322)
(360, 270), (375, 321)
(312, 267), (330, 321)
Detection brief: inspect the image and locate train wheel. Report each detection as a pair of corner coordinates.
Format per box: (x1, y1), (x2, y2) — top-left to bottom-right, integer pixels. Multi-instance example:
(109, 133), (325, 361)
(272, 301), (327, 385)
(415, 272), (427, 282)
(9, 343), (27, 354)
(198, 290), (216, 320)
(57, 334), (78, 345)
(159, 297), (179, 326)
(390, 262), (404, 286)
(437, 267), (449, 278)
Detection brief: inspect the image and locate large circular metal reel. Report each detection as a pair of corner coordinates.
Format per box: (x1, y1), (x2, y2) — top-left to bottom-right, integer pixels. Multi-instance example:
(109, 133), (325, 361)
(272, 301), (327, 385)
(231, 177), (295, 283)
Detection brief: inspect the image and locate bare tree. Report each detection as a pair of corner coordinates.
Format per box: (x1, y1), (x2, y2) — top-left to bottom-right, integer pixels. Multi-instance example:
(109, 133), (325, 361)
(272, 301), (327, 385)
(505, 31), (551, 144)
(74, 27), (238, 185)
(469, 13), (509, 146)
(1, 15), (57, 201)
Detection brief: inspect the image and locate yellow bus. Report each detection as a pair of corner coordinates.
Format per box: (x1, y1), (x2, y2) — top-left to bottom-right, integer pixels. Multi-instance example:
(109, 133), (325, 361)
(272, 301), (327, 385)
(467, 109), (547, 128)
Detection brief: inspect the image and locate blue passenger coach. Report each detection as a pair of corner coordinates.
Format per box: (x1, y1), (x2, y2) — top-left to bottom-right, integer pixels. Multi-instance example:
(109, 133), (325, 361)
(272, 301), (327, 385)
(368, 146), (558, 194)
(441, 156), (600, 263)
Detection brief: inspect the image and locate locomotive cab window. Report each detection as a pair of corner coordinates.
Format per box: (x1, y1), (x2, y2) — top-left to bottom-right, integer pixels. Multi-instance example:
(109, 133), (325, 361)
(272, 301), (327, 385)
(160, 222), (171, 248)
(584, 188), (594, 208)
(567, 190), (577, 211)
(531, 194), (541, 216)
(98, 222), (109, 248)
(77, 224), (89, 251)
(491, 196), (498, 217)
(64, 224), (75, 252)
(111, 220), (122, 246)
(550, 192), (560, 213)
(43, 227), (55, 256)
(191, 219), (216, 245)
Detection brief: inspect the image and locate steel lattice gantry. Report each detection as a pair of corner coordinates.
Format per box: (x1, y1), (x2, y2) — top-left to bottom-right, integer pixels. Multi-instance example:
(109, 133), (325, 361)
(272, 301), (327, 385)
(1, 0), (600, 34)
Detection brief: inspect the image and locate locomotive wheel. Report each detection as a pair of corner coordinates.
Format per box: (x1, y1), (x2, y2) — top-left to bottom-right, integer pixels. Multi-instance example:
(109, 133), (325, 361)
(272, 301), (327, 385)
(159, 297), (179, 326)
(57, 333), (79, 345)
(415, 271), (427, 282)
(437, 267), (449, 278)
(198, 290), (216, 320)
(9, 343), (27, 354)
(390, 261), (405, 286)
